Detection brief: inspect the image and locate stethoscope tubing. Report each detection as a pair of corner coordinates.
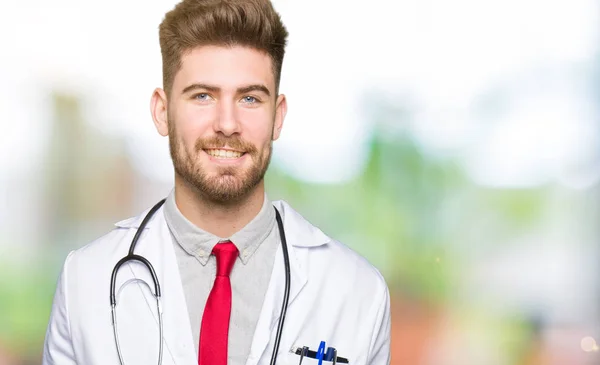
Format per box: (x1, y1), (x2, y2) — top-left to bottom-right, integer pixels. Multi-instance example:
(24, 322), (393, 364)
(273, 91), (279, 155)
(270, 207), (291, 365)
(110, 198), (166, 307)
(109, 198), (290, 365)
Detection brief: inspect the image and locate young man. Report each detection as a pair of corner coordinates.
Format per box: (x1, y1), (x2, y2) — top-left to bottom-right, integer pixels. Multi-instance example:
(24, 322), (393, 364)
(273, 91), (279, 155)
(42, 1), (391, 364)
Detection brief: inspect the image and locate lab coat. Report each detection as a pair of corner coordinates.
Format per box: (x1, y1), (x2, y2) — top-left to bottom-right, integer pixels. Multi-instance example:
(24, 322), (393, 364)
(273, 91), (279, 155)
(42, 200), (391, 365)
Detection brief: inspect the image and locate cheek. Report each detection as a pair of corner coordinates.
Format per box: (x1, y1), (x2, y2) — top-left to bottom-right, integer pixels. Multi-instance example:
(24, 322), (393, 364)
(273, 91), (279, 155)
(172, 103), (214, 142)
(239, 110), (275, 144)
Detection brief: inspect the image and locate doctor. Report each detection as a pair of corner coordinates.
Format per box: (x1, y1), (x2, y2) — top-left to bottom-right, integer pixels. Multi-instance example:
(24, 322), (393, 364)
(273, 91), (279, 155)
(42, 0), (391, 364)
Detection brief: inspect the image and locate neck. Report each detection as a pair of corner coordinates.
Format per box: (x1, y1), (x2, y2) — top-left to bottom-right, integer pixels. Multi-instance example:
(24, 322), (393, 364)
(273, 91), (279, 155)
(173, 177), (266, 238)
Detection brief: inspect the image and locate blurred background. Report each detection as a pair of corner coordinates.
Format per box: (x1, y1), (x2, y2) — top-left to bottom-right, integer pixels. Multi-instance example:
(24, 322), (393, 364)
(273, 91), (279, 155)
(1, 0), (600, 364)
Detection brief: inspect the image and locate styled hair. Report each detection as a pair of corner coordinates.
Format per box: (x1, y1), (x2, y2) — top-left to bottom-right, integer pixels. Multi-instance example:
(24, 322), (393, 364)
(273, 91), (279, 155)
(158, 0), (288, 96)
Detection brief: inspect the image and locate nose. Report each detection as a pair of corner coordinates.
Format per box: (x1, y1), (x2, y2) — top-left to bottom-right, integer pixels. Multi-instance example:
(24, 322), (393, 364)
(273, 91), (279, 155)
(213, 99), (241, 136)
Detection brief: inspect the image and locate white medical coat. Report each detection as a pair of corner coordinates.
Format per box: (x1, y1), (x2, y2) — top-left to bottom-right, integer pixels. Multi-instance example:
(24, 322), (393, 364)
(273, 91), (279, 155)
(42, 200), (391, 365)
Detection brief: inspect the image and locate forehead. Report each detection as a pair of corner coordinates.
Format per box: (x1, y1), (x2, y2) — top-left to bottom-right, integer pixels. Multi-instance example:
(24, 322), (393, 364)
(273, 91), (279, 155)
(174, 45), (275, 93)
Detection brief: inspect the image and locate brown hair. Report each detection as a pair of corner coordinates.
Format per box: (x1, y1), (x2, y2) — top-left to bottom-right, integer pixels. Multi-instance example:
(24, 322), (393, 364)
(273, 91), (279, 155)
(158, 0), (288, 96)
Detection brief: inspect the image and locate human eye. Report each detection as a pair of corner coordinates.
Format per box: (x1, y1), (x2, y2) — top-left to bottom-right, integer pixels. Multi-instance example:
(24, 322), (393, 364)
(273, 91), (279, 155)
(241, 95), (259, 104)
(193, 93), (213, 102)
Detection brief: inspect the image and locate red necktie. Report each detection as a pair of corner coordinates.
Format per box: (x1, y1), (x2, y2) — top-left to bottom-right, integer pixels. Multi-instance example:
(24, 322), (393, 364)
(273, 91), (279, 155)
(198, 241), (238, 365)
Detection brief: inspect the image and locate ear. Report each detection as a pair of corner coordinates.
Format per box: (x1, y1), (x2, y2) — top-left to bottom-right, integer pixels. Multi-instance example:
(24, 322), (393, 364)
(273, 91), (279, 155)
(150, 88), (169, 137)
(272, 94), (287, 141)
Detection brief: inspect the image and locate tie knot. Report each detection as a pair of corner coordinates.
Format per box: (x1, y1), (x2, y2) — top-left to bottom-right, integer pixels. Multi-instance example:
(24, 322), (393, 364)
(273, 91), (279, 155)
(212, 241), (238, 277)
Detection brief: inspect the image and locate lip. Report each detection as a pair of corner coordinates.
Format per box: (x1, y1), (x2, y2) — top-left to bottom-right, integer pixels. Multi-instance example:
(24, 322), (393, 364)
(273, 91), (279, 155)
(203, 147), (245, 153)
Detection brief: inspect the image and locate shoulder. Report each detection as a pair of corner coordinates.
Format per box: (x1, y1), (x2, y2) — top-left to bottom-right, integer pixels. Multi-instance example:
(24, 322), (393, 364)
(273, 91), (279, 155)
(63, 204), (162, 275)
(273, 200), (388, 293)
(318, 238), (389, 299)
(327, 238), (388, 287)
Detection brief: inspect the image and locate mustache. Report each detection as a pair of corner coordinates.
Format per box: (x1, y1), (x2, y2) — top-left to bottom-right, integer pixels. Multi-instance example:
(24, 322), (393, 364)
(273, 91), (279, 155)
(195, 135), (258, 154)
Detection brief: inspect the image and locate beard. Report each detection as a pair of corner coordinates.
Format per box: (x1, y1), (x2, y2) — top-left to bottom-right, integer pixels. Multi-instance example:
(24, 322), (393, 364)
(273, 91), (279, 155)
(168, 120), (272, 205)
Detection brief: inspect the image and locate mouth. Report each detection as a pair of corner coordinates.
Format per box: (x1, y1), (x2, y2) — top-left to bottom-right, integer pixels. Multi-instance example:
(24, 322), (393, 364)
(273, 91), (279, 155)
(204, 148), (246, 159)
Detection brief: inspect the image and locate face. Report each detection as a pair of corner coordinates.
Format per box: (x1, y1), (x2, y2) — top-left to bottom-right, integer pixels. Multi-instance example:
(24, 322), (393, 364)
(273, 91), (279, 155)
(151, 45), (287, 204)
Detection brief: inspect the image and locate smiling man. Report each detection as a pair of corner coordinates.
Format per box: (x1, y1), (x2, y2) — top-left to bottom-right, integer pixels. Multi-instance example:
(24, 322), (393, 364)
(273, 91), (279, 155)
(42, 1), (391, 365)
(155, 44), (284, 230)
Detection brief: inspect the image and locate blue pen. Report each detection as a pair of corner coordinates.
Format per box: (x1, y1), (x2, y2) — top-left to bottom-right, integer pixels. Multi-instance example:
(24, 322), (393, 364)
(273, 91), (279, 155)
(316, 341), (326, 365)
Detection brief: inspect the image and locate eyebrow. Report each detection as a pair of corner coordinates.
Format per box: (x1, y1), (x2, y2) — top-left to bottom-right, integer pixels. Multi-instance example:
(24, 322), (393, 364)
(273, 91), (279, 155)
(237, 84), (271, 97)
(181, 83), (219, 94)
(181, 83), (271, 97)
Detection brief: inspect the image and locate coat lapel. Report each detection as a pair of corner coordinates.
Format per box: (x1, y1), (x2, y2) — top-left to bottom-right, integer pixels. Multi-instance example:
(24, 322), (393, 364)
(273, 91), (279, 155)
(245, 239), (306, 365)
(245, 201), (331, 365)
(116, 206), (197, 365)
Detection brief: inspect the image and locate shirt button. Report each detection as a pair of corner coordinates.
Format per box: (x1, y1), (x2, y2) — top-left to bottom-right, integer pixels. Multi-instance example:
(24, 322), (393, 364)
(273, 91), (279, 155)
(198, 249), (205, 255)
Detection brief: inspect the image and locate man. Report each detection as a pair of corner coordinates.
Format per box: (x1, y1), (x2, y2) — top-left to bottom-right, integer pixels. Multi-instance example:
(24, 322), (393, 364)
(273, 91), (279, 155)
(42, 1), (391, 364)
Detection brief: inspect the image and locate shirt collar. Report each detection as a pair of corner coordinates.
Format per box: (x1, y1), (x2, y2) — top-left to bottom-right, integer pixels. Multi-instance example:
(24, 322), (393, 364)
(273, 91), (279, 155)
(163, 189), (275, 265)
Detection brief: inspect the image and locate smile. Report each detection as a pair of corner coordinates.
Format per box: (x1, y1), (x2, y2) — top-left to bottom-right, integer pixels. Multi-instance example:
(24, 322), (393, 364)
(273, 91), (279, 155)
(204, 149), (245, 159)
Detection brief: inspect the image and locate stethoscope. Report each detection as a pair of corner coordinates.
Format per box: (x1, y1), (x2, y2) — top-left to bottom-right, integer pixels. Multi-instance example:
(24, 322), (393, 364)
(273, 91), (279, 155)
(109, 198), (291, 365)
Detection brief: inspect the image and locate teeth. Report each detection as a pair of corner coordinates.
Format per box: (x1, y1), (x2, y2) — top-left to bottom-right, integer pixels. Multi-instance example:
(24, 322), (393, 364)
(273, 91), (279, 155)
(206, 149), (243, 159)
